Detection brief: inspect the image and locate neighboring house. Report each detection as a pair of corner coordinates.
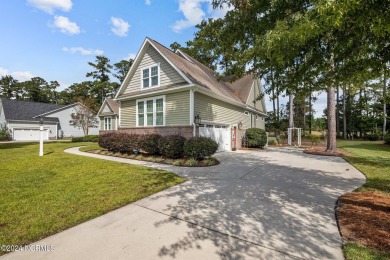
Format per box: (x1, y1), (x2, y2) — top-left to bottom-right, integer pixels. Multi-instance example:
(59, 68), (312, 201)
(0, 99), (99, 141)
(97, 98), (119, 131)
(99, 37), (267, 151)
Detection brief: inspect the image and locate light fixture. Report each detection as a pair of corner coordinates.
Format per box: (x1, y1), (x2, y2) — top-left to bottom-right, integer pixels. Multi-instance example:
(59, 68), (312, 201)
(194, 113), (201, 125)
(238, 121), (243, 129)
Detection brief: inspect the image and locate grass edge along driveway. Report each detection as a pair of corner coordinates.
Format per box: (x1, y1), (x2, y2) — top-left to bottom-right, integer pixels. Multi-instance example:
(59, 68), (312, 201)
(337, 141), (390, 260)
(0, 142), (184, 255)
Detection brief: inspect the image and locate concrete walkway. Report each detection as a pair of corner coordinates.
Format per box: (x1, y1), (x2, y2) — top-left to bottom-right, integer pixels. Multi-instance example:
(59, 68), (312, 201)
(2, 147), (365, 260)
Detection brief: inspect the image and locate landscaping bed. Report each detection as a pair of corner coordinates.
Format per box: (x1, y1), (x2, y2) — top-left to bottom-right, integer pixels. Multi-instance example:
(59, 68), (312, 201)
(337, 191), (390, 254)
(96, 132), (223, 167)
(336, 141), (390, 259)
(86, 149), (220, 167)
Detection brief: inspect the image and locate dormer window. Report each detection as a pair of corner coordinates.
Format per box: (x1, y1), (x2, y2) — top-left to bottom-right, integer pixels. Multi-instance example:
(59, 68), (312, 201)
(142, 64), (159, 88)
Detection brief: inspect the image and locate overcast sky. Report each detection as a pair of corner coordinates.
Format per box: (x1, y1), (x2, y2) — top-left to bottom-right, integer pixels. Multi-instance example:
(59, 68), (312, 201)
(0, 0), (326, 117)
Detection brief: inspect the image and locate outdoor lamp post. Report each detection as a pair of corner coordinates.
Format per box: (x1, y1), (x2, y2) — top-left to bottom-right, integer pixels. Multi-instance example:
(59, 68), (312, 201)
(194, 113), (201, 125)
(39, 117), (44, 156)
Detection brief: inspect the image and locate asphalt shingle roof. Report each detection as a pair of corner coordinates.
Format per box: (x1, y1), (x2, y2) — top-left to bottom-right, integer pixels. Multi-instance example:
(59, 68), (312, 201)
(148, 38), (255, 105)
(1, 99), (64, 122)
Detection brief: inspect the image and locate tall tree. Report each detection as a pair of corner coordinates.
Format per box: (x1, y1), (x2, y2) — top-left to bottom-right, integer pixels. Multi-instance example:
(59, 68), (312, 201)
(86, 56), (114, 104)
(209, 0), (389, 152)
(113, 59), (133, 84)
(0, 75), (18, 98)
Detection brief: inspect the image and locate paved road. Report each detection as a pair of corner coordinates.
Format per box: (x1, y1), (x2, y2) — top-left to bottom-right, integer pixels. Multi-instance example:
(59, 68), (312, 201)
(2, 147), (365, 260)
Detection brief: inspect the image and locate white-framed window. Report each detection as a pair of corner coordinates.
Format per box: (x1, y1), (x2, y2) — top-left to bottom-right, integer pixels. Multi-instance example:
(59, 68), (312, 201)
(136, 96), (165, 127)
(141, 64), (159, 89)
(244, 111), (249, 116)
(104, 117), (112, 130)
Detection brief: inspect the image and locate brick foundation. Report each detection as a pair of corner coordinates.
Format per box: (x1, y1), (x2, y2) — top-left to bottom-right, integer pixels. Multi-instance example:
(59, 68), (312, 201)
(101, 126), (194, 139)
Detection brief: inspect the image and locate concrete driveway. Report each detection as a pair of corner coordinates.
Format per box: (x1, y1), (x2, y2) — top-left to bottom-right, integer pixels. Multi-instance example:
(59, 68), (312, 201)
(2, 147), (365, 260)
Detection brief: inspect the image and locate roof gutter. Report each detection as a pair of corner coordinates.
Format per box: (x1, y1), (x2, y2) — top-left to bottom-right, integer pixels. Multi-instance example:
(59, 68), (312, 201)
(194, 84), (267, 117)
(115, 84), (196, 101)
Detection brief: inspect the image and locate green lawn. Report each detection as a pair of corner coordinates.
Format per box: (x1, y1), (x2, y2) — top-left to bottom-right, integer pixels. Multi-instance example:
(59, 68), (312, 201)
(0, 142), (184, 254)
(338, 141), (390, 193)
(337, 141), (390, 259)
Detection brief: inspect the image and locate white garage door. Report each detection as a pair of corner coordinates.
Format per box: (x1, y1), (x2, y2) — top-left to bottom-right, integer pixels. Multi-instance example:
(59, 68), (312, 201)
(13, 129), (49, 141)
(199, 124), (230, 151)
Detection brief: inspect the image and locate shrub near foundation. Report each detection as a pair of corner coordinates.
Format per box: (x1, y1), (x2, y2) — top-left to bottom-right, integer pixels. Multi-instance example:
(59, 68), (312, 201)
(184, 137), (218, 160)
(98, 132), (139, 153)
(140, 134), (161, 155)
(158, 135), (186, 158)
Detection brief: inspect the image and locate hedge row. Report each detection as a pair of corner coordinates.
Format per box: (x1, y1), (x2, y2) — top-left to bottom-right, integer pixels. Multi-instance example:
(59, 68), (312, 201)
(71, 135), (99, 142)
(98, 132), (218, 159)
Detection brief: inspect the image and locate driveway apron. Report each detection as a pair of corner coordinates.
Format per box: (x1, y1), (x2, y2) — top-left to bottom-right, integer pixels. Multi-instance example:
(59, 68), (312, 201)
(1, 147), (365, 260)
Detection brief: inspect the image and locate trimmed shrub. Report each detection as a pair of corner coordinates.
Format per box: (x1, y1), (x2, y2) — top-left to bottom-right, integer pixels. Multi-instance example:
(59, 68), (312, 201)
(184, 137), (218, 160)
(0, 126), (12, 141)
(384, 134), (390, 145)
(158, 135), (186, 158)
(246, 128), (267, 148)
(140, 134), (161, 155)
(71, 135), (99, 142)
(98, 132), (140, 153)
(364, 133), (381, 141)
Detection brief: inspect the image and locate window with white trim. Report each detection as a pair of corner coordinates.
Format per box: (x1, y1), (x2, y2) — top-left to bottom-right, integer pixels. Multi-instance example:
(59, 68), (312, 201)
(104, 117), (112, 130)
(142, 64), (159, 88)
(136, 96), (165, 126)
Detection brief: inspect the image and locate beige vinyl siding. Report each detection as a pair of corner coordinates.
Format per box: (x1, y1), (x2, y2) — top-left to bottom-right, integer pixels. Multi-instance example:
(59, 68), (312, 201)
(101, 103), (111, 113)
(121, 100), (136, 128)
(99, 116), (117, 130)
(195, 92), (251, 129)
(124, 46), (187, 94)
(120, 91), (190, 127)
(166, 91), (190, 126)
(246, 80), (265, 112)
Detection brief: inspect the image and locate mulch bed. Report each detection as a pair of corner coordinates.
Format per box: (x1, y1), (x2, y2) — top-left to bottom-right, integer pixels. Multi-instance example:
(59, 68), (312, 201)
(86, 149), (220, 167)
(336, 191), (390, 253)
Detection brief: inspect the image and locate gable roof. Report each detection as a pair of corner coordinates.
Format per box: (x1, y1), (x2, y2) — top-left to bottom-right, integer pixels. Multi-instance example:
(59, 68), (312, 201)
(98, 98), (119, 115)
(0, 99), (63, 122)
(115, 37), (261, 111)
(106, 98), (119, 114)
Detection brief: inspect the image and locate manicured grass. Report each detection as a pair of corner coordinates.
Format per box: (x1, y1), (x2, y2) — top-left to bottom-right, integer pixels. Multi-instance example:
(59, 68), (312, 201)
(0, 142), (184, 254)
(337, 141), (390, 193)
(337, 141), (390, 259)
(344, 243), (390, 260)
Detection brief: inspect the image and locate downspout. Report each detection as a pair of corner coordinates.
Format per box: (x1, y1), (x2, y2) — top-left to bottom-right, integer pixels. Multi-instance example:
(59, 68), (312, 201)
(190, 88), (196, 137)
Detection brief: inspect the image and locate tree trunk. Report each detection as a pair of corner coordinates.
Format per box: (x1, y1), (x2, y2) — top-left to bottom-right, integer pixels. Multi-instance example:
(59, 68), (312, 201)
(336, 85), (339, 136)
(309, 93), (312, 134)
(343, 85), (347, 140)
(289, 94), (294, 142)
(327, 85), (337, 152)
(384, 71), (387, 138)
(276, 87), (280, 121)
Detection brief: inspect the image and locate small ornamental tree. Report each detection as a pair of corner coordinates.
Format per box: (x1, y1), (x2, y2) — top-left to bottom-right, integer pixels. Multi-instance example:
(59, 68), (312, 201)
(69, 98), (99, 136)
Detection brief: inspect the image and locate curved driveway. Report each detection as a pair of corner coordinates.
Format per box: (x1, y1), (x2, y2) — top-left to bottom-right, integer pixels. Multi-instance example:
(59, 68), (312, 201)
(2, 147), (365, 260)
